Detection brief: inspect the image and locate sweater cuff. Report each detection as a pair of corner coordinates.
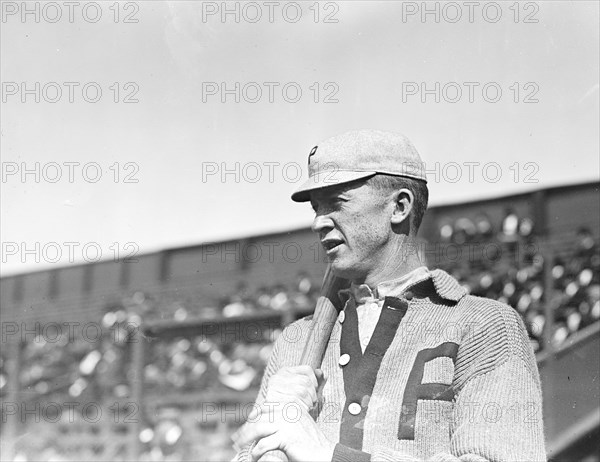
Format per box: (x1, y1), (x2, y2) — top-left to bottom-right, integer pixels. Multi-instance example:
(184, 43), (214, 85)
(332, 443), (371, 462)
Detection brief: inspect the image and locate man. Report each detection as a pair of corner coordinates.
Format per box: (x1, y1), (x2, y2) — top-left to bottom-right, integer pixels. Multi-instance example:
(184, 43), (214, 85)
(233, 129), (546, 461)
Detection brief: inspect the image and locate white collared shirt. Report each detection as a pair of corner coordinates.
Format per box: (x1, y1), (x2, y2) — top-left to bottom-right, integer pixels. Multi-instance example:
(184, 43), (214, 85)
(350, 266), (430, 353)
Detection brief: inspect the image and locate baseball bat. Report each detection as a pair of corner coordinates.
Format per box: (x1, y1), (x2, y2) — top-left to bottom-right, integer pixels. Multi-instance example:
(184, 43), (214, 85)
(234, 265), (349, 462)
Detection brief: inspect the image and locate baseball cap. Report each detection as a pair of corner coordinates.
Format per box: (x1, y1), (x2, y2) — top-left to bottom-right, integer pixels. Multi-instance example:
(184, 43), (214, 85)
(291, 129), (427, 202)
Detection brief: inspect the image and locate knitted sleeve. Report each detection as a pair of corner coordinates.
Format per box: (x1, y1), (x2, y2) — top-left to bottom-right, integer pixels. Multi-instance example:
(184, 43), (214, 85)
(255, 333), (281, 407)
(255, 316), (313, 405)
(252, 318), (312, 462)
(333, 299), (547, 462)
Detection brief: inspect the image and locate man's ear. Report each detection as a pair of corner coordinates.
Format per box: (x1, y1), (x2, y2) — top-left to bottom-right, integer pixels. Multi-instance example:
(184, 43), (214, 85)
(391, 188), (414, 226)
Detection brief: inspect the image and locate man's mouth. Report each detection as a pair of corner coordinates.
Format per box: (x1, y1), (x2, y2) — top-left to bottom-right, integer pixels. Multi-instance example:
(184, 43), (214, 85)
(321, 238), (344, 253)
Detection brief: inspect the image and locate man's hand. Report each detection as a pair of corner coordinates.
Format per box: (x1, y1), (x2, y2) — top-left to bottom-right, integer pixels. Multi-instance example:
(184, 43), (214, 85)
(233, 365), (331, 461)
(233, 403), (336, 462)
(259, 365), (325, 413)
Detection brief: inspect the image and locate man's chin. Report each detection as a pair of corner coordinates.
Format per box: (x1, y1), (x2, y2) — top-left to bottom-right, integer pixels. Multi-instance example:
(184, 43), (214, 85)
(328, 260), (356, 280)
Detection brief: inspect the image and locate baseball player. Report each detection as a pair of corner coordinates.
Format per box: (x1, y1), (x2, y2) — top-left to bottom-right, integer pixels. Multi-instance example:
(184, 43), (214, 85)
(233, 129), (546, 461)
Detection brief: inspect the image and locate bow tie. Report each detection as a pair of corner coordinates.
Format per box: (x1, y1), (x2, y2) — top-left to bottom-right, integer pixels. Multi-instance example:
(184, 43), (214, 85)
(350, 283), (381, 305)
(340, 283), (417, 306)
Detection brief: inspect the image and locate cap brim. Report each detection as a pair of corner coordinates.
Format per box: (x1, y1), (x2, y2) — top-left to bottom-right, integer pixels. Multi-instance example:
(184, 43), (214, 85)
(291, 171), (377, 202)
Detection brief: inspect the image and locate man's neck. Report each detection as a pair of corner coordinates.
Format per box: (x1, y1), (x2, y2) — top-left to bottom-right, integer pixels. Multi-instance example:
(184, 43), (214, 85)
(359, 236), (425, 288)
(362, 258), (424, 288)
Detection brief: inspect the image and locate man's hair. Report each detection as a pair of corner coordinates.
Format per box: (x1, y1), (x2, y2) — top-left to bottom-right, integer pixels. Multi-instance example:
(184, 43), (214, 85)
(367, 174), (429, 234)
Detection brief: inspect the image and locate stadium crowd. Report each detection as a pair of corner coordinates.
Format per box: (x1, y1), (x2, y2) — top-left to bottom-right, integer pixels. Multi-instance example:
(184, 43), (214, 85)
(2, 211), (599, 461)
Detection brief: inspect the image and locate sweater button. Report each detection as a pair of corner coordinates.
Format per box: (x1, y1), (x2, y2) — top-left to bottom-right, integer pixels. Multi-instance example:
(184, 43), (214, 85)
(404, 290), (414, 301)
(348, 403), (361, 415)
(339, 354), (350, 366)
(338, 311), (345, 323)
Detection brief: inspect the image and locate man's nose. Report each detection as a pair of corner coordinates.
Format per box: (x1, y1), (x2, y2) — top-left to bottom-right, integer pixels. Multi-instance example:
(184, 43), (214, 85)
(311, 213), (334, 234)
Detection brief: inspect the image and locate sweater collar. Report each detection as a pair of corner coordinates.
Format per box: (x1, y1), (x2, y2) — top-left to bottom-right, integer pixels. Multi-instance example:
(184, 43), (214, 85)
(425, 268), (468, 302)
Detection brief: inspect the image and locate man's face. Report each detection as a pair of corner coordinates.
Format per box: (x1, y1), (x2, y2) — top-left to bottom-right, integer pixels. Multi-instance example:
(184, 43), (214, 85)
(309, 179), (395, 283)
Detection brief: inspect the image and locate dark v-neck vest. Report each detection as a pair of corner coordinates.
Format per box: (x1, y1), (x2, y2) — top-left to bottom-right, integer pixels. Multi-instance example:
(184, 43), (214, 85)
(339, 295), (409, 449)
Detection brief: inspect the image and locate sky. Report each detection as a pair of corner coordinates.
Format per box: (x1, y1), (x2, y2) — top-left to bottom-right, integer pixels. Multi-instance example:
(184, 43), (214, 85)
(1, 0), (599, 276)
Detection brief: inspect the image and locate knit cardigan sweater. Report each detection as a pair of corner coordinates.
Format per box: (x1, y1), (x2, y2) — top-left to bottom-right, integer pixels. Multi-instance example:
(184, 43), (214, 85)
(254, 269), (546, 462)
